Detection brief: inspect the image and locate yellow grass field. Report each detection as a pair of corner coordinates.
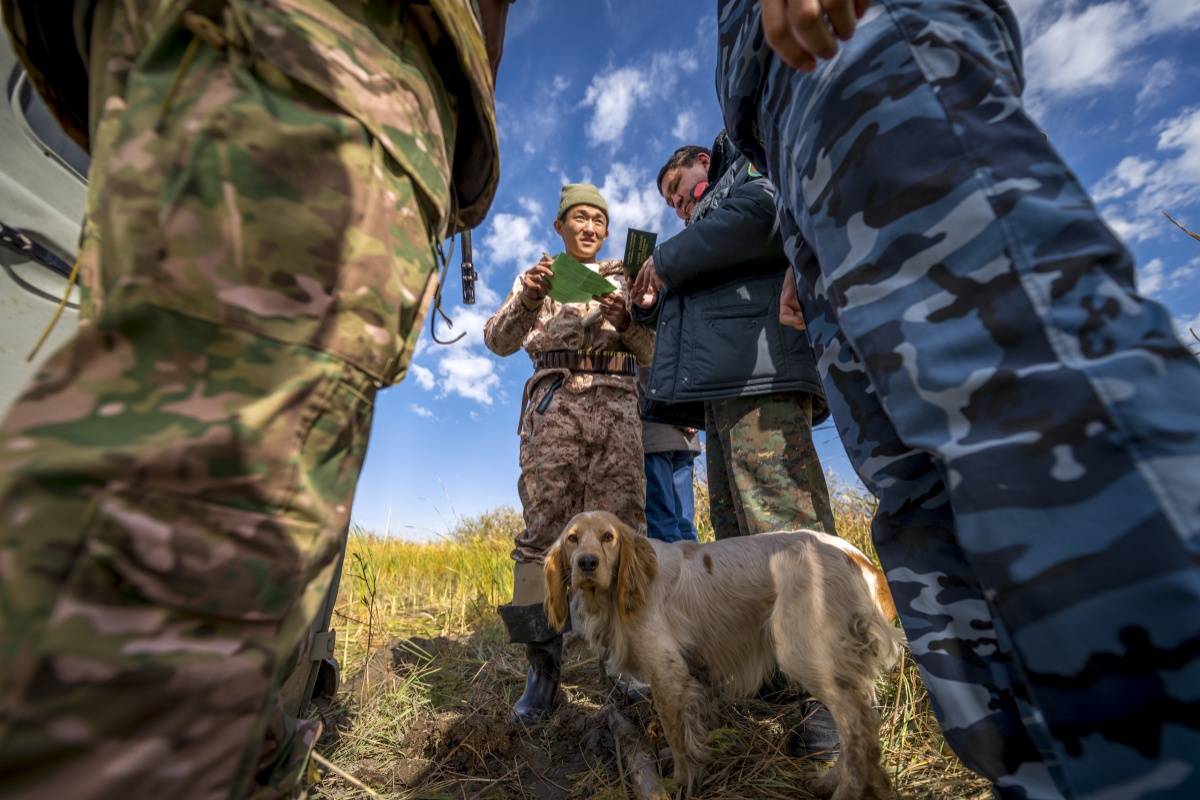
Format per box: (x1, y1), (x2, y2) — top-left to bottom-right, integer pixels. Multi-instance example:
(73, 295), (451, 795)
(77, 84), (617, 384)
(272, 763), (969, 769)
(311, 490), (990, 799)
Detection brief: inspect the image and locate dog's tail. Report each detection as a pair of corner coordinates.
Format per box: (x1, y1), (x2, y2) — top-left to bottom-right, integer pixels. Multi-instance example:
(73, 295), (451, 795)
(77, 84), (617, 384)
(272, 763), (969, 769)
(837, 543), (906, 673)
(862, 568), (905, 673)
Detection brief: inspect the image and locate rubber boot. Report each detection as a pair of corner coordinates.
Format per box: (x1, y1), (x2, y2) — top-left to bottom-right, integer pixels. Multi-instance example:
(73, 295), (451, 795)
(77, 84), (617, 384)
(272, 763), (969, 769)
(602, 663), (652, 705)
(513, 637), (563, 724)
(498, 600), (564, 725)
(757, 672), (840, 761)
(785, 698), (840, 761)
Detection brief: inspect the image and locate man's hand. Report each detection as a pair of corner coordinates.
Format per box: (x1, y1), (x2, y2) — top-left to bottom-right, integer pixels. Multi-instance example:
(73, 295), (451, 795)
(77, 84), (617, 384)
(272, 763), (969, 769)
(631, 255), (664, 308)
(596, 292), (632, 332)
(761, 0), (870, 72)
(478, 0), (512, 78)
(521, 255), (554, 304)
(779, 266), (807, 331)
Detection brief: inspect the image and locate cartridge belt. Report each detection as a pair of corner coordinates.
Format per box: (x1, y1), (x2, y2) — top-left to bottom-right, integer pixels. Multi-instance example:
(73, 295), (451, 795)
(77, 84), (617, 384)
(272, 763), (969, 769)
(532, 349), (637, 376)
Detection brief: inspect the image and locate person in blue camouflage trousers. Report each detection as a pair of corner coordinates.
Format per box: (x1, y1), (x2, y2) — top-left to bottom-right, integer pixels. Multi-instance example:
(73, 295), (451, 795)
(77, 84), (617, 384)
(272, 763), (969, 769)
(717, 1), (1200, 798)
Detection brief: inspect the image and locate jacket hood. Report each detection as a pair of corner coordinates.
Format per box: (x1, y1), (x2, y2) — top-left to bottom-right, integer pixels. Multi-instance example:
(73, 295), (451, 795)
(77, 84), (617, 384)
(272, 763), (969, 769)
(705, 130), (744, 188)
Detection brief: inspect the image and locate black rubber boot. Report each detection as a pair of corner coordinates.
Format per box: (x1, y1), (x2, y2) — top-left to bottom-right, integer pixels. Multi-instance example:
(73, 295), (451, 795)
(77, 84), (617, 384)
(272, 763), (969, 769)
(785, 698), (841, 761)
(756, 672), (840, 760)
(513, 638), (563, 724)
(499, 601), (564, 725)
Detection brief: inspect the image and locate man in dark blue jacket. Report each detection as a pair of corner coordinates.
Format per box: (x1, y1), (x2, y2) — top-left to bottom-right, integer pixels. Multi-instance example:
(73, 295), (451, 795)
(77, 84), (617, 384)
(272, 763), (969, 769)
(633, 131), (836, 541)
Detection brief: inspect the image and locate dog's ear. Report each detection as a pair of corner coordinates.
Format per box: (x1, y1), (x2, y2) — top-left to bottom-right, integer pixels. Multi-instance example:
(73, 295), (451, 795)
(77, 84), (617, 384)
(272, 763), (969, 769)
(615, 520), (657, 623)
(543, 539), (571, 632)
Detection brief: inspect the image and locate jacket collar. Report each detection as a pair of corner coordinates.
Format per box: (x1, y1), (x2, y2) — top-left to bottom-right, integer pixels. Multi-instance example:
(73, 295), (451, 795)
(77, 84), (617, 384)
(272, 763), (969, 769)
(704, 130), (742, 190)
(688, 130), (747, 226)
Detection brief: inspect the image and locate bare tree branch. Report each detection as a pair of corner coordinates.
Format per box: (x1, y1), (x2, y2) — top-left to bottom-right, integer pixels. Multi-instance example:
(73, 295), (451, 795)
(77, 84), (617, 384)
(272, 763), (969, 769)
(1162, 210), (1200, 242)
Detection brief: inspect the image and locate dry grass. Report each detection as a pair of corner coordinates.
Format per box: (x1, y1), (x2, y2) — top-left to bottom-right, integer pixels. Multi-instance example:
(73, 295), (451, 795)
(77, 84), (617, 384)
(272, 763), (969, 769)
(309, 494), (989, 800)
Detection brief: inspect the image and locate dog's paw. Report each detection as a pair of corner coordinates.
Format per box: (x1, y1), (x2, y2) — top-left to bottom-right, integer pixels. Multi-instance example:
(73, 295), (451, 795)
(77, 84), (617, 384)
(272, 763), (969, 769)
(670, 758), (706, 797)
(833, 789), (895, 800)
(830, 778), (896, 800)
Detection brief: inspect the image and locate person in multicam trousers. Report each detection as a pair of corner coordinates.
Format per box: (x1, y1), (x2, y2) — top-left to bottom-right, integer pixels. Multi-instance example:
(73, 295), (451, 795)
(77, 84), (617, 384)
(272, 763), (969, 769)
(0, 1), (508, 797)
(484, 182), (654, 725)
(717, 0), (1200, 798)
(636, 133), (838, 541)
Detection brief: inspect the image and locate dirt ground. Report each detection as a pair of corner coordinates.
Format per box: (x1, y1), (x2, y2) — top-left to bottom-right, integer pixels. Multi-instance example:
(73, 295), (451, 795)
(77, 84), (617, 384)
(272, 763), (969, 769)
(315, 632), (664, 800)
(310, 630), (989, 800)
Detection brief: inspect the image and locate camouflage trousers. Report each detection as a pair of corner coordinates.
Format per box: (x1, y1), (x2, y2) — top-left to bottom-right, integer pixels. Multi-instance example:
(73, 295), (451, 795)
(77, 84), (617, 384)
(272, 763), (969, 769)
(0, 4), (449, 799)
(513, 378), (647, 564)
(742, 1), (1200, 797)
(704, 392), (835, 539)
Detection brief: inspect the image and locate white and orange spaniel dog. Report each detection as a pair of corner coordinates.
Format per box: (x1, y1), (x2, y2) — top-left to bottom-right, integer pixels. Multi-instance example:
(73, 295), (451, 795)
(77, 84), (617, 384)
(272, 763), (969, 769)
(544, 511), (903, 799)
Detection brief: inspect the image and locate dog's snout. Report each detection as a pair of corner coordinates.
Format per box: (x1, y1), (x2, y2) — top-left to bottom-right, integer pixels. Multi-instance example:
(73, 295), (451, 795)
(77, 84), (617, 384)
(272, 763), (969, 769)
(578, 554), (599, 572)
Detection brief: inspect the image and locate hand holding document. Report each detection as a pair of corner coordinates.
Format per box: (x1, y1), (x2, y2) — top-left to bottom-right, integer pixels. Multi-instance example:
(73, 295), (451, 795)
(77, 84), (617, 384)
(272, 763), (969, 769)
(547, 253), (616, 304)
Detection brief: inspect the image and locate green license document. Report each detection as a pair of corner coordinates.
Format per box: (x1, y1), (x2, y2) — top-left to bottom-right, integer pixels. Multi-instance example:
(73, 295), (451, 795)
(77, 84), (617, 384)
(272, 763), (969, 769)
(547, 253), (616, 304)
(622, 228), (657, 278)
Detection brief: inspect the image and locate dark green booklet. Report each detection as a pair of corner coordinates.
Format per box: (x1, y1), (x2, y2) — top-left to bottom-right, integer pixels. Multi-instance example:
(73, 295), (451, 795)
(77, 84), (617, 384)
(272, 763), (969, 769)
(622, 229), (657, 278)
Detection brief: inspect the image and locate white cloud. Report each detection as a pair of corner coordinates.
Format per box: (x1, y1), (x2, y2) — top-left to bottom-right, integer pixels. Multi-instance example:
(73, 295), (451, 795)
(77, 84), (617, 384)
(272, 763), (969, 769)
(438, 349), (502, 405)
(594, 161), (676, 259)
(1099, 209), (1156, 244)
(1136, 59), (1177, 113)
(1136, 256), (1199, 299)
(472, 276), (502, 308)
(1093, 156), (1157, 203)
(1157, 107), (1200, 185)
(504, 0), (547, 41)
(1142, 0), (1200, 33)
(1091, 106), (1200, 244)
(409, 296), (508, 410)
(1138, 257), (1165, 295)
(1171, 258), (1200, 289)
(582, 50), (700, 148)
(672, 109), (700, 142)
(518, 196), (545, 218)
(1024, 3), (1140, 100)
(410, 403), (435, 419)
(482, 211), (550, 270)
(1102, 209), (1159, 244)
(416, 300), (508, 408)
(1019, 2), (1200, 118)
(440, 306), (494, 350)
(1006, 0), (1051, 34)
(584, 67), (652, 145)
(410, 363), (436, 390)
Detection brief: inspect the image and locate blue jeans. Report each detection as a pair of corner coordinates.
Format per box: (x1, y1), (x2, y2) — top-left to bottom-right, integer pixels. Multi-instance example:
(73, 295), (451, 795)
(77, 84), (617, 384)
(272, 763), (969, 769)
(644, 451), (699, 542)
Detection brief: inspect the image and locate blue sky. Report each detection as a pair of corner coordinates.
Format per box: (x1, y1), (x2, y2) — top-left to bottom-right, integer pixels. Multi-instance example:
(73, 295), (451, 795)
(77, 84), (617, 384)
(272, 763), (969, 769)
(349, 0), (1200, 539)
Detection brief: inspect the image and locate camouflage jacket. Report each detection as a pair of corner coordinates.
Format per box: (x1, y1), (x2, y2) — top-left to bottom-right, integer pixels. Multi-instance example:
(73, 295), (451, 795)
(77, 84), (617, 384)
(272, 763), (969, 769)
(484, 259), (654, 399)
(714, 0), (772, 174)
(715, 0), (1022, 173)
(2, 0), (499, 233)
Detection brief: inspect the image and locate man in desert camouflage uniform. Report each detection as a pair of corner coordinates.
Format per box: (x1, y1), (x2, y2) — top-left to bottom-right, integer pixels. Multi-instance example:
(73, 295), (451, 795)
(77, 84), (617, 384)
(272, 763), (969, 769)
(484, 183), (653, 723)
(0, 1), (507, 797)
(718, 0), (1200, 797)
